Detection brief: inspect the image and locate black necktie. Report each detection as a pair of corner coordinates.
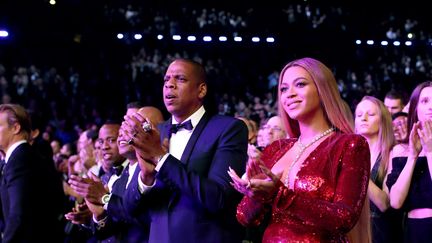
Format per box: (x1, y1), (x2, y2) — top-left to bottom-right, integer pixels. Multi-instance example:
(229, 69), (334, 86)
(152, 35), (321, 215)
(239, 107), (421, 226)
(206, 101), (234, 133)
(170, 120), (193, 134)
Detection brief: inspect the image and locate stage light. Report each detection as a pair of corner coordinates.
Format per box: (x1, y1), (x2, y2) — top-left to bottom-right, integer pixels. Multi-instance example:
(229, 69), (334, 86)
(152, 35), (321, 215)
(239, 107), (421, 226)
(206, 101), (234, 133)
(0, 30), (8, 38)
(407, 33), (413, 39)
(203, 36), (212, 42)
(187, 36), (196, 41)
(172, 35), (181, 40)
(366, 40), (374, 45)
(134, 34), (142, 40)
(355, 40), (361, 45)
(117, 33), (124, 39)
(252, 37), (260, 42)
(234, 36), (242, 42)
(157, 35), (163, 40)
(393, 41), (401, 46)
(381, 40), (388, 46)
(405, 41), (412, 46)
(219, 36), (227, 42)
(49, 0), (56, 5)
(266, 37), (275, 43)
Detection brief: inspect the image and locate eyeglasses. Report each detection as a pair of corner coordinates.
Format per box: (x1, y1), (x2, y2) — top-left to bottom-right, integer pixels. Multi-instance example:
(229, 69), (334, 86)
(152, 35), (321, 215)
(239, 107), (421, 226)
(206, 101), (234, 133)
(262, 125), (283, 132)
(96, 137), (117, 146)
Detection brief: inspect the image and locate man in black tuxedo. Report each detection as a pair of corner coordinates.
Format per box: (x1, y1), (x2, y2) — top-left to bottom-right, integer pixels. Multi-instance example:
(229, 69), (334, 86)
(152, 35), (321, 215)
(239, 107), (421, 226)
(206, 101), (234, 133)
(122, 59), (248, 243)
(0, 104), (64, 242)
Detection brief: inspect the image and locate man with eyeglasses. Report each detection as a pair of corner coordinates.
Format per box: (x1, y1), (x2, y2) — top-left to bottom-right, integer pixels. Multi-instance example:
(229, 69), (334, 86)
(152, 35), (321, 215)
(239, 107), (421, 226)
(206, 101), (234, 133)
(248, 116), (288, 161)
(262, 116), (287, 146)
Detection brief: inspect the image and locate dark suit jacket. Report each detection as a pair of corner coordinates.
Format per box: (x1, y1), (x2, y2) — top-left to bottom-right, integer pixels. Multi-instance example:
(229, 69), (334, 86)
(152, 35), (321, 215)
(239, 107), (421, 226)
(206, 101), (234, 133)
(94, 164), (149, 243)
(124, 113), (248, 243)
(0, 143), (64, 243)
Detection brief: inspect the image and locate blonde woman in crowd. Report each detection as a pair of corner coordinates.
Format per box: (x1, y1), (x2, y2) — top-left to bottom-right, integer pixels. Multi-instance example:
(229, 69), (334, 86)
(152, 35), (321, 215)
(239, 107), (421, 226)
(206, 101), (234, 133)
(355, 96), (403, 243)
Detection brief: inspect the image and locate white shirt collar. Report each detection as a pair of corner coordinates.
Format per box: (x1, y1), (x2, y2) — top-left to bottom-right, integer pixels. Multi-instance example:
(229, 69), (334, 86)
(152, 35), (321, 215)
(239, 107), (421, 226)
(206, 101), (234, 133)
(128, 161), (138, 173)
(171, 106), (205, 128)
(5, 140), (27, 163)
(121, 159), (129, 168)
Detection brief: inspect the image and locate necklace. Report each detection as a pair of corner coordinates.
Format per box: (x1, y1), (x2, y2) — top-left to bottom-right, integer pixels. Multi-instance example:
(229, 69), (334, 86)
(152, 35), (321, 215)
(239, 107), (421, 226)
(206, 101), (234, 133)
(284, 127), (334, 187)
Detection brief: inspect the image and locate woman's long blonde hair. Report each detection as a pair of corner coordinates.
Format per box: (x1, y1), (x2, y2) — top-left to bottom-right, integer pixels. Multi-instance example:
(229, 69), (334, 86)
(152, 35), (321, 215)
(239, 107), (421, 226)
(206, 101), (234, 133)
(356, 96), (395, 182)
(277, 57), (354, 137)
(277, 57), (370, 243)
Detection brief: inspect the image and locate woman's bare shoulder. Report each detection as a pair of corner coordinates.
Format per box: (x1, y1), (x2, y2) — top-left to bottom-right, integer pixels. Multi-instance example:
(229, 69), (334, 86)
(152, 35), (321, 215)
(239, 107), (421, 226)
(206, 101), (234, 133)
(391, 143), (409, 157)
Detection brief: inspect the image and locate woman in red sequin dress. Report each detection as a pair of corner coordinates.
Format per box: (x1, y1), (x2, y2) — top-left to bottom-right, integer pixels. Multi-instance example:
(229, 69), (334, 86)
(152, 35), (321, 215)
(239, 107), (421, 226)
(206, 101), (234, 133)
(228, 57), (371, 242)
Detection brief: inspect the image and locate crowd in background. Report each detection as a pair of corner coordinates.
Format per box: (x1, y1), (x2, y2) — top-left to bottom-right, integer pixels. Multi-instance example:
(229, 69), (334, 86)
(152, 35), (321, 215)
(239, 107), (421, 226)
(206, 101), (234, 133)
(0, 44), (431, 146)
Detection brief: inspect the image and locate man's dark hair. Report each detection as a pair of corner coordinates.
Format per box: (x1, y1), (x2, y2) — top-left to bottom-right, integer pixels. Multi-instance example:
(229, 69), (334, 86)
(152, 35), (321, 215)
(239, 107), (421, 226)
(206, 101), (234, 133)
(30, 112), (45, 132)
(127, 101), (144, 110)
(86, 129), (99, 142)
(385, 90), (404, 103)
(392, 111), (408, 120)
(104, 120), (121, 126)
(174, 58), (206, 84)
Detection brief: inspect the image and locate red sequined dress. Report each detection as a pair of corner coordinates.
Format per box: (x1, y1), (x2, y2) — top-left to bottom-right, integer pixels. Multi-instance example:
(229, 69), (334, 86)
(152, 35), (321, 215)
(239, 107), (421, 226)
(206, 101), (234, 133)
(237, 133), (370, 242)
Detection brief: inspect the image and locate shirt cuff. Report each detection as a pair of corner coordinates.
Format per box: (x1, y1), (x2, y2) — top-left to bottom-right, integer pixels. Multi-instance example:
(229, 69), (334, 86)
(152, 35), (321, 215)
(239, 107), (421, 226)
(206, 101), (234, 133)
(138, 171), (157, 194)
(93, 214), (107, 229)
(155, 153), (169, 172)
(103, 202), (109, 211)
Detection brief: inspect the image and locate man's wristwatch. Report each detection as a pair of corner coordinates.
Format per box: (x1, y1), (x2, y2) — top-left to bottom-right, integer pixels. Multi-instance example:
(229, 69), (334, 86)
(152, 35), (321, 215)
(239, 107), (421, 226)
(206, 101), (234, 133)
(101, 193), (111, 205)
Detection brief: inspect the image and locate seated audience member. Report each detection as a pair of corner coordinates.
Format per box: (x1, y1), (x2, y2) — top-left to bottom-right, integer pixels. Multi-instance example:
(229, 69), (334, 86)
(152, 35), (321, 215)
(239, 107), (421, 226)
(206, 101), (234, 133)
(392, 111), (408, 144)
(248, 119), (259, 145)
(248, 116), (287, 160)
(51, 139), (62, 158)
(237, 117), (256, 144)
(262, 115), (287, 145)
(77, 129), (99, 177)
(384, 90), (405, 115)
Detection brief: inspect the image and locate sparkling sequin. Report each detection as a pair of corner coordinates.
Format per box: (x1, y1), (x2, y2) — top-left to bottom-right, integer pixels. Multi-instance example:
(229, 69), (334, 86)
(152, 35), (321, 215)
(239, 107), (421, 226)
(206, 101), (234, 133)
(236, 133), (370, 243)
(297, 176), (324, 192)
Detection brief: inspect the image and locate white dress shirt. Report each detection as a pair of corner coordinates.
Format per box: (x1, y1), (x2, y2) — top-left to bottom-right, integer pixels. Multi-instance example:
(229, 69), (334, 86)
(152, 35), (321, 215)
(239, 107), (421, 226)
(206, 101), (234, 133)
(5, 140), (27, 164)
(138, 106), (206, 193)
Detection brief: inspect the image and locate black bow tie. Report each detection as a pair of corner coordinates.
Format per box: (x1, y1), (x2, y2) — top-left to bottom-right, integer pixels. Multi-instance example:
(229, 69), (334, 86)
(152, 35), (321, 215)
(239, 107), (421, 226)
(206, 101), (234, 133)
(110, 165), (124, 176)
(170, 120), (193, 134)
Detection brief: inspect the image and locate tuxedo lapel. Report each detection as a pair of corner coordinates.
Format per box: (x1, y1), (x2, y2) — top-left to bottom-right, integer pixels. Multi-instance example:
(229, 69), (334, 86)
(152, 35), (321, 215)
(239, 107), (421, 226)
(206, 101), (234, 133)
(111, 164), (129, 196)
(160, 118), (172, 142)
(0, 159), (5, 177)
(180, 113), (210, 164)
